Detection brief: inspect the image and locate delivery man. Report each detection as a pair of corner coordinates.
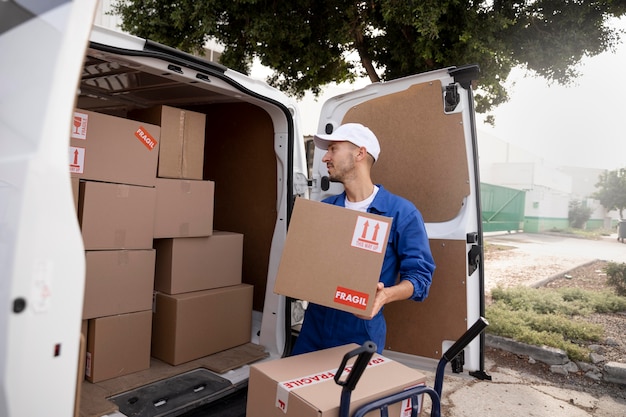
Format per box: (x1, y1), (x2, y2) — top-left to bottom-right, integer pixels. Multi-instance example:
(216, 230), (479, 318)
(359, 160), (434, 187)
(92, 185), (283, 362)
(291, 123), (435, 355)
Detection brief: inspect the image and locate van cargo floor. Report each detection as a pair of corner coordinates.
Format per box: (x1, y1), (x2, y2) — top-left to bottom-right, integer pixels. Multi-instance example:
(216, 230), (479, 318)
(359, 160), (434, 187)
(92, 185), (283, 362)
(79, 343), (267, 417)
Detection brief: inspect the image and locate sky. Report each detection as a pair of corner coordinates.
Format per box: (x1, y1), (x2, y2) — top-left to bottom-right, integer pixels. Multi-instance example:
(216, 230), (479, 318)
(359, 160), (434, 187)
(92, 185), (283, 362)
(268, 17), (626, 172)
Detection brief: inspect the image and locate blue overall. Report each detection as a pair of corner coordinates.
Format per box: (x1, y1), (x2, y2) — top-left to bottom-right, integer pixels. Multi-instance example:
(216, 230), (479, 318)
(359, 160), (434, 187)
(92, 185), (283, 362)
(290, 185), (435, 355)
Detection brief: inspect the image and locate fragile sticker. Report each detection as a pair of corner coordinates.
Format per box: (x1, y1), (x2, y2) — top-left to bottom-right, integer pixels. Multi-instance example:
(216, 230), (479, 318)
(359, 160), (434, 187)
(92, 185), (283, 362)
(135, 126), (158, 150)
(275, 356), (390, 413)
(334, 286), (369, 310)
(71, 111), (88, 140)
(351, 215), (388, 253)
(400, 382), (426, 417)
(69, 146), (85, 174)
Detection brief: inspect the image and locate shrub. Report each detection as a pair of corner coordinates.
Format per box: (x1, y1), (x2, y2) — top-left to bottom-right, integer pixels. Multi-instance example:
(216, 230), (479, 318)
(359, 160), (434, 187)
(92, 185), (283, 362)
(568, 200), (592, 229)
(487, 285), (626, 362)
(604, 261), (626, 296)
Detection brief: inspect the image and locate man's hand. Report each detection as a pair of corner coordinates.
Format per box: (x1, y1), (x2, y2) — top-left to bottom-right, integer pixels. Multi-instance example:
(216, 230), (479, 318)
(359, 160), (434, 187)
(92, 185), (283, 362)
(355, 282), (387, 320)
(354, 280), (414, 320)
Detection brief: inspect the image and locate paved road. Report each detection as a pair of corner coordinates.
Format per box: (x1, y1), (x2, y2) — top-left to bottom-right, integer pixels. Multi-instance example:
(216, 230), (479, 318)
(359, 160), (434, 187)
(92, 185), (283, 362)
(485, 231), (626, 264)
(482, 232), (626, 292)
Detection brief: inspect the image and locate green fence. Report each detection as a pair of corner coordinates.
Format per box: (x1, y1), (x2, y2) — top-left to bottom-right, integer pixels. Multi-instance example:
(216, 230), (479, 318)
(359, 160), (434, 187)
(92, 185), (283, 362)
(481, 183), (526, 233)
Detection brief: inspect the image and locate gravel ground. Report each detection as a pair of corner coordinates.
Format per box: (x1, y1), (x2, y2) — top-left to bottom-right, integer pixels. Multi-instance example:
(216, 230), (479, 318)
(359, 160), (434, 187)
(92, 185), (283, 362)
(482, 236), (626, 400)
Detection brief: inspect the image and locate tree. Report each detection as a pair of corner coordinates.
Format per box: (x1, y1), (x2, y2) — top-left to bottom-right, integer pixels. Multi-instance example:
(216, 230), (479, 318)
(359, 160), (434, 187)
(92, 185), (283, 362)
(110, 1), (626, 116)
(593, 169), (626, 219)
(568, 200), (592, 229)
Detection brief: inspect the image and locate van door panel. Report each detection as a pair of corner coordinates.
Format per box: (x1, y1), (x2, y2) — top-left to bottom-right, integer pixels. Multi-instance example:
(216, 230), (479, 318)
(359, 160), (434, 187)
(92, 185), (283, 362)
(341, 80), (470, 223)
(383, 239), (468, 357)
(318, 73), (480, 364)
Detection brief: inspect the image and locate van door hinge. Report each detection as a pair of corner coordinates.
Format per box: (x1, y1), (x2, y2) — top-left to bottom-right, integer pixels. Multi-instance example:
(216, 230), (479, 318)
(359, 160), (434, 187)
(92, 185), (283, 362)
(293, 172), (310, 197)
(467, 244), (481, 276)
(444, 84), (460, 112)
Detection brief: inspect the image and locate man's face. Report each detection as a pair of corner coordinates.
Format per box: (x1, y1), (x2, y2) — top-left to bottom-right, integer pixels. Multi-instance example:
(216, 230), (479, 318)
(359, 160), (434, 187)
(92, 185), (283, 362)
(321, 141), (359, 182)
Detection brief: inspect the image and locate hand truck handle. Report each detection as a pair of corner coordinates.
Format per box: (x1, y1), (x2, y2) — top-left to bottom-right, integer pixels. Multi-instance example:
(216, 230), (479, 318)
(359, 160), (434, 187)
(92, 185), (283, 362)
(334, 341), (377, 391)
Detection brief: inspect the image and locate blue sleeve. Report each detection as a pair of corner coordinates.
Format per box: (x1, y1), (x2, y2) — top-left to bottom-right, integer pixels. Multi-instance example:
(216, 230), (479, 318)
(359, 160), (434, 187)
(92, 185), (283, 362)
(394, 209), (435, 301)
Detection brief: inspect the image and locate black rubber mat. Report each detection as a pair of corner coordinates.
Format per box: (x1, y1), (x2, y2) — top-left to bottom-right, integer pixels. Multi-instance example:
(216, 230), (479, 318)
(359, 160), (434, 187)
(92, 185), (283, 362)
(178, 388), (247, 417)
(109, 368), (236, 417)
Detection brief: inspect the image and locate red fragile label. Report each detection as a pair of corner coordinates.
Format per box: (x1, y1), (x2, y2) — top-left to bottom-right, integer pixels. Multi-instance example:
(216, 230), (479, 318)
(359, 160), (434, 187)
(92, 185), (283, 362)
(135, 126), (158, 150)
(334, 286), (369, 310)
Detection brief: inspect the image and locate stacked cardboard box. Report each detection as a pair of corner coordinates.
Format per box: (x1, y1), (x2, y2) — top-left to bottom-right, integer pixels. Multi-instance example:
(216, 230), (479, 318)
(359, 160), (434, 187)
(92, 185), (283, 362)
(125, 105), (255, 366)
(71, 109), (161, 383)
(72, 105), (254, 382)
(129, 105), (206, 180)
(151, 230), (252, 365)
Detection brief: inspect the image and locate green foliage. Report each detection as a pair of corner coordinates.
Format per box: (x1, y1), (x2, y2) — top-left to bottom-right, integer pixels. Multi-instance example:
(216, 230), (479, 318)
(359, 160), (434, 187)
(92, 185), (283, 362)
(487, 285), (626, 362)
(568, 200), (592, 229)
(604, 261), (626, 296)
(109, 1), (626, 112)
(594, 168), (626, 219)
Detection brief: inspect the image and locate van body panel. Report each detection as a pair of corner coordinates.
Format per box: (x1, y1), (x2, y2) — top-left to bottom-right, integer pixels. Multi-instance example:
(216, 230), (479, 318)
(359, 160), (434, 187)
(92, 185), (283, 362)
(0, 1), (99, 416)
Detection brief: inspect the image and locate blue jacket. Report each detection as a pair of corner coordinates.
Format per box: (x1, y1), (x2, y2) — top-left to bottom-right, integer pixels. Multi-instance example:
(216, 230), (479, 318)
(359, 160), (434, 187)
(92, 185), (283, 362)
(291, 186), (435, 355)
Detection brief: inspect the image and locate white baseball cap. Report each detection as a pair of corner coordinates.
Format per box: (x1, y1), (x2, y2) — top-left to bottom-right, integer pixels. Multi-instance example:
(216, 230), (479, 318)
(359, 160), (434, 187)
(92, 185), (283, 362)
(313, 123), (380, 162)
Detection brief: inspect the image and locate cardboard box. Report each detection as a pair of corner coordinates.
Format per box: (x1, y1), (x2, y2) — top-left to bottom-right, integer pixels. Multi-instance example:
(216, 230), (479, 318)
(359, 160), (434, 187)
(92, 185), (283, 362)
(71, 177), (79, 213)
(151, 284), (253, 365)
(85, 310), (152, 383)
(69, 109), (160, 187)
(153, 178), (214, 238)
(274, 198), (391, 316)
(129, 105), (206, 179)
(247, 344), (426, 417)
(79, 181), (156, 250)
(154, 232), (243, 294)
(83, 250), (156, 319)
(75, 321), (88, 417)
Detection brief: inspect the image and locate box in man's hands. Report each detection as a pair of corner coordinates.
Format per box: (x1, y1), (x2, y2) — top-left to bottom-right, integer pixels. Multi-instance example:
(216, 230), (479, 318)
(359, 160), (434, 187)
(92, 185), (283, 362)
(274, 198), (391, 316)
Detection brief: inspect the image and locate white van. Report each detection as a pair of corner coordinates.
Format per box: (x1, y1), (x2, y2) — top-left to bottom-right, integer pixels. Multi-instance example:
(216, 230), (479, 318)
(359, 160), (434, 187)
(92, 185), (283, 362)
(0, 2), (486, 416)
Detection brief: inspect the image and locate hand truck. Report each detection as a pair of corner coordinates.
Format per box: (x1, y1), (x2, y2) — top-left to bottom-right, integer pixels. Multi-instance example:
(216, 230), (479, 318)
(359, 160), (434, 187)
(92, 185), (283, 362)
(335, 317), (488, 417)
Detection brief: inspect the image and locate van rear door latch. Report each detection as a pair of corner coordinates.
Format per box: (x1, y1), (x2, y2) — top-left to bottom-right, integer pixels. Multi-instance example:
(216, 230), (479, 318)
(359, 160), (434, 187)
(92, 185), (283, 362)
(444, 84), (460, 112)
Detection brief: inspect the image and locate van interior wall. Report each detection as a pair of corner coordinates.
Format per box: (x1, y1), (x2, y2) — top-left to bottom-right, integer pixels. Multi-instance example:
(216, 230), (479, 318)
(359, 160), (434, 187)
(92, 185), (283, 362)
(197, 102), (277, 312)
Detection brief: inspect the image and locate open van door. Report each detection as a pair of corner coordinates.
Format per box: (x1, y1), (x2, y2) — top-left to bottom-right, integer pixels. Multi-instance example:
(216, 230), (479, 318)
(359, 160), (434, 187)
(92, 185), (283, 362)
(0, 1), (98, 416)
(307, 66), (488, 376)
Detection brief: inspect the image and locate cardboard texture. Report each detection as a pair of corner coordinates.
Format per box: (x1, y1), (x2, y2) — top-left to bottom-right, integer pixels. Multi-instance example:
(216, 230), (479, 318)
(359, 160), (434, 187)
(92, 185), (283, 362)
(70, 109), (160, 187)
(153, 178), (215, 238)
(201, 102), (277, 312)
(79, 181), (156, 250)
(75, 321), (87, 417)
(342, 80), (470, 223)
(83, 250), (156, 319)
(154, 231), (243, 294)
(71, 177), (79, 213)
(129, 105), (206, 179)
(151, 284), (253, 365)
(274, 198), (391, 316)
(85, 310), (152, 383)
(384, 239), (467, 359)
(247, 344), (426, 417)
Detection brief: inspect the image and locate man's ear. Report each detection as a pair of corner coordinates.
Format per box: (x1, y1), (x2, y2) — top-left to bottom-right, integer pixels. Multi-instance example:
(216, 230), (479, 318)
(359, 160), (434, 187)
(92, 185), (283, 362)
(357, 146), (368, 161)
